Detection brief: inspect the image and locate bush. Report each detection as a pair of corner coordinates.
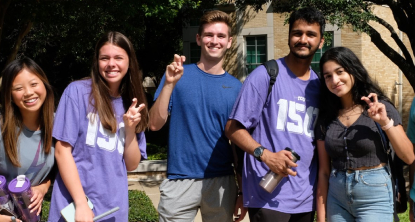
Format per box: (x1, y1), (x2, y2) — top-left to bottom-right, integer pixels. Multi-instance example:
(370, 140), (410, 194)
(128, 190), (158, 222)
(146, 143), (167, 160)
(40, 189), (158, 222)
(41, 189), (52, 221)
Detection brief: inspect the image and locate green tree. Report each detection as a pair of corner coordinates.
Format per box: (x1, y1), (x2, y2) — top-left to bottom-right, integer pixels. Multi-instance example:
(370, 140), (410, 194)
(0, 0), (216, 94)
(232, 0), (415, 89)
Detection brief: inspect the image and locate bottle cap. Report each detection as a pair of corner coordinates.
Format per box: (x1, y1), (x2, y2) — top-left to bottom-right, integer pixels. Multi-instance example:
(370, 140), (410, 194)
(7, 175), (31, 194)
(284, 147), (300, 161)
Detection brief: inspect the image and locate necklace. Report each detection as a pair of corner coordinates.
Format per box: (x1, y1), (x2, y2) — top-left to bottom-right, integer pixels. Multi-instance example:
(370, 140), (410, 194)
(339, 105), (362, 120)
(340, 112), (361, 120)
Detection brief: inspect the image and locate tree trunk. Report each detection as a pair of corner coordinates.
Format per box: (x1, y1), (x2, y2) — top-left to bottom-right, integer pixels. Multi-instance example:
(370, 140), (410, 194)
(368, 25), (415, 90)
(6, 19), (34, 65)
(0, 0), (12, 47)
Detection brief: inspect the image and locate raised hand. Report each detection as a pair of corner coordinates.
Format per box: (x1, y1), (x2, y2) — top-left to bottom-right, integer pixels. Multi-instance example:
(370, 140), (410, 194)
(123, 98), (145, 132)
(361, 93), (389, 126)
(165, 54), (186, 85)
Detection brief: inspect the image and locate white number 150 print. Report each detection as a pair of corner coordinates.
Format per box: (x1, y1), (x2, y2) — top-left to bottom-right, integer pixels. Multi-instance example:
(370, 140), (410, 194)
(276, 99), (318, 138)
(85, 113), (125, 155)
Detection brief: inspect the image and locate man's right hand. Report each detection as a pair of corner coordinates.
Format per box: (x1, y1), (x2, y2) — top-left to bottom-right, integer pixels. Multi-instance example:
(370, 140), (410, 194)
(165, 54), (186, 85)
(261, 149), (298, 177)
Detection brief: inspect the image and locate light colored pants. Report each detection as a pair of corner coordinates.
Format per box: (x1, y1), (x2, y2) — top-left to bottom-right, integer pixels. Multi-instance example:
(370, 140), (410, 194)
(327, 166), (393, 222)
(158, 175), (237, 222)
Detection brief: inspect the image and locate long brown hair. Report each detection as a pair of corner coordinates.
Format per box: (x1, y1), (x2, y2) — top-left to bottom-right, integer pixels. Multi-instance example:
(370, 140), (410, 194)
(90, 31), (148, 133)
(0, 57), (55, 167)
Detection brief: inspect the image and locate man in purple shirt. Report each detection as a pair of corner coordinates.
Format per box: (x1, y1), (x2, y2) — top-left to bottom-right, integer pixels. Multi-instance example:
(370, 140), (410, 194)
(225, 7), (325, 222)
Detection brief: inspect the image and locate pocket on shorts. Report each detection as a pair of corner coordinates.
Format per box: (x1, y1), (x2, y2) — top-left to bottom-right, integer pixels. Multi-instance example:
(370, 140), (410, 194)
(159, 179), (169, 192)
(360, 171), (389, 187)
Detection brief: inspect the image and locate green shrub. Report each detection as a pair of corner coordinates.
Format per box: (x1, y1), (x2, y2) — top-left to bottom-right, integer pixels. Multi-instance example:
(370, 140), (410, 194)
(128, 190), (158, 222)
(41, 189), (52, 221)
(40, 189), (158, 222)
(146, 143), (167, 160)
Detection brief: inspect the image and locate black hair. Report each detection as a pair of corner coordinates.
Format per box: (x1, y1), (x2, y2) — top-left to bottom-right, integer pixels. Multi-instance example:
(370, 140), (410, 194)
(288, 7), (326, 37)
(318, 46), (391, 126)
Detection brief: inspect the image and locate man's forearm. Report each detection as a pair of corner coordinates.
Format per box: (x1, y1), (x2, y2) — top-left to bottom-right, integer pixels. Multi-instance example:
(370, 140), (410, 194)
(225, 119), (260, 155)
(148, 83), (174, 131)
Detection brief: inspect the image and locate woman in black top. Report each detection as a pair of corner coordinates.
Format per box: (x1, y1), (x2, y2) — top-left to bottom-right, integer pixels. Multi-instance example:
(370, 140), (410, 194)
(315, 47), (414, 222)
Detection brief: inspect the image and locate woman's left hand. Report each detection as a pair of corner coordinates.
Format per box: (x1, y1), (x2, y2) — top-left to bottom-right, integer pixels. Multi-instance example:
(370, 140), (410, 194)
(29, 185), (47, 216)
(123, 98), (145, 132)
(361, 93), (389, 126)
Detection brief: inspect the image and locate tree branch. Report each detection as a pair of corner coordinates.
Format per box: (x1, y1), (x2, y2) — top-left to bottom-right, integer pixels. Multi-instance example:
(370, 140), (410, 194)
(6, 19), (34, 65)
(374, 15), (413, 62)
(0, 0), (12, 46)
(369, 0), (409, 33)
(368, 24), (415, 89)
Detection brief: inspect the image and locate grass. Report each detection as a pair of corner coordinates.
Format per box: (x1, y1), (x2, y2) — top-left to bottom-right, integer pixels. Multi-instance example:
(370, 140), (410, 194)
(398, 204), (411, 222)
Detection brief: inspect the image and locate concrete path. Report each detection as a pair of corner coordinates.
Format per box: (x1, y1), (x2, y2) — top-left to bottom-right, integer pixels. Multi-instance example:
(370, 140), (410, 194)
(128, 180), (249, 222)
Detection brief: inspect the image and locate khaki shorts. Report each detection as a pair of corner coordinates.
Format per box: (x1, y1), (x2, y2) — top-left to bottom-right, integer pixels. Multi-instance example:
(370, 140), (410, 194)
(158, 175), (237, 222)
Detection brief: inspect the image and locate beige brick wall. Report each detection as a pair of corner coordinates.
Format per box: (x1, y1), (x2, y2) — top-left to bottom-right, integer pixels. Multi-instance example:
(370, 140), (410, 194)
(223, 11), (238, 76)
(273, 13), (290, 58)
(243, 6), (268, 29)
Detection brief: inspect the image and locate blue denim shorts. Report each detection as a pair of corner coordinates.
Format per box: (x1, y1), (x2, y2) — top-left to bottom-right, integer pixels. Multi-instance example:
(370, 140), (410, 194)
(327, 166), (393, 222)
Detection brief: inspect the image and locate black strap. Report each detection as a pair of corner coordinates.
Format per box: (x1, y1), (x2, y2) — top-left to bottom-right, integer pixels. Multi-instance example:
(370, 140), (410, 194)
(262, 59), (279, 96)
(375, 122), (399, 221)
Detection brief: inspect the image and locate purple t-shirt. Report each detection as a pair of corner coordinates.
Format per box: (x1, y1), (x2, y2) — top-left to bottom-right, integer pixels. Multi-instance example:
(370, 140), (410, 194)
(48, 80), (146, 222)
(229, 58), (320, 213)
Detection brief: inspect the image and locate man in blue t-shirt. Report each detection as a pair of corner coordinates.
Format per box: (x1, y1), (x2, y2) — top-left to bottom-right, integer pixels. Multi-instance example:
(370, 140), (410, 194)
(225, 8), (325, 222)
(149, 10), (245, 222)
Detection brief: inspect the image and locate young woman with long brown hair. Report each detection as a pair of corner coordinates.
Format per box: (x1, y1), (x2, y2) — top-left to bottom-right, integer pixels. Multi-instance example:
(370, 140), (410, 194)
(47, 31), (148, 222)
(0, 57), (55, 222)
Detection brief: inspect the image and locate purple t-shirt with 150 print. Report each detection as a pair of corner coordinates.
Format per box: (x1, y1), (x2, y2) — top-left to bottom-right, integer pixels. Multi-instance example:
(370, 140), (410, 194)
(48, 79), (146, 222)
(229, 58), (320, 213)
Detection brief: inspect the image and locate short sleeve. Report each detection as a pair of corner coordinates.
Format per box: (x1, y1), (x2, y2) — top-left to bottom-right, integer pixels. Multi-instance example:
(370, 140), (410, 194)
(228, 65), (268, 130)
(52, 84), (80, 147)
(137, 131), (147, 159)
(407, 99), (415, 143)
(382, 100), (402, 126)
(314, 118), (326, 141)
(153, 73), (173, 112)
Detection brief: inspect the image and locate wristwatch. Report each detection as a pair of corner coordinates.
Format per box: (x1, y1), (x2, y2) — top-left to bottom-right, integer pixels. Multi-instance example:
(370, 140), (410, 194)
(253, 146), (265, 162)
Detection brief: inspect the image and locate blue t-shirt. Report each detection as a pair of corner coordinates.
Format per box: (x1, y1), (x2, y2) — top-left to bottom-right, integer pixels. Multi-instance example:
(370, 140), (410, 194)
(407, 99), (415, 144)
(154, 64), (242, 179)
(407, 99), (415, 201)
(48, 80), (147, 222)
(228, 58), (320, 213)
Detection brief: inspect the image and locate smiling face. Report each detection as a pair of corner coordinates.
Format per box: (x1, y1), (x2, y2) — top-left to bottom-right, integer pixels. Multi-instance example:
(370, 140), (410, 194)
(98, 43), (130, 94)
(322, 60), (355, 99)
(288, 19), (324, 59)
(196, 22), (232, 63)
(11, 69), (47, 117)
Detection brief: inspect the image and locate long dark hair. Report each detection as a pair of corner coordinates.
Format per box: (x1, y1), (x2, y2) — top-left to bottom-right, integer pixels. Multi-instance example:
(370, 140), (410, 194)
(318, 47), (391, 126)
(0, 57), (55, 167)
(90, 31), (148, 133)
